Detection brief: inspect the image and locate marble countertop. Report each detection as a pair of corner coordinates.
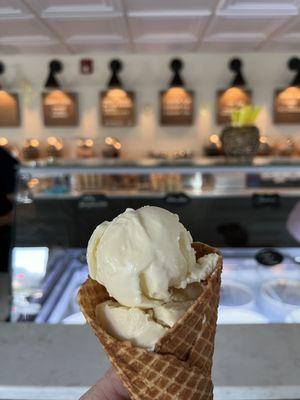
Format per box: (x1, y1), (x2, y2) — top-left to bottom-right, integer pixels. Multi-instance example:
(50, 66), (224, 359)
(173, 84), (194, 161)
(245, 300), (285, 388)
(1, 323), (299, 400)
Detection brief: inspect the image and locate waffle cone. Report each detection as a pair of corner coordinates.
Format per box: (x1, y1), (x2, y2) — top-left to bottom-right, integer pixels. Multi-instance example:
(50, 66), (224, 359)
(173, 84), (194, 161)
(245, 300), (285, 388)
(78, 242), (222, 400)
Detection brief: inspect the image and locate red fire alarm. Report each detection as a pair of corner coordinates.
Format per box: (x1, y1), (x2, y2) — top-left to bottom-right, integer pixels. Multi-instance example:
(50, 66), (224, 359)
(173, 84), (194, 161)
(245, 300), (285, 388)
(80, 59), (93, 75)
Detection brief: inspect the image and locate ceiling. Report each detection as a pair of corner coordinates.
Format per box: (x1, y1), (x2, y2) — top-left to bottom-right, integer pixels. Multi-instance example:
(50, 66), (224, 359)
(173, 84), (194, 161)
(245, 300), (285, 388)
(1, 0), (300, 53)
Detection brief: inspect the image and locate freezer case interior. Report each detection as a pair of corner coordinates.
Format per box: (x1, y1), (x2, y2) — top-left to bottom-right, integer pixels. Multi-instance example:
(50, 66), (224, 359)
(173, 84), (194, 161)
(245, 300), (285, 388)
(11, 247), (300, 325)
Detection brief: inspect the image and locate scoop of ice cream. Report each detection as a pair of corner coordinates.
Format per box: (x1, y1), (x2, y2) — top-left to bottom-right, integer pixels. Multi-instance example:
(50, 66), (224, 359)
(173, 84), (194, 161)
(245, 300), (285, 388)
(87, 206), (207, 308)
(88, 206), (220, 349)
(153, 301), (193, 328)
(96, 300), (167, 350)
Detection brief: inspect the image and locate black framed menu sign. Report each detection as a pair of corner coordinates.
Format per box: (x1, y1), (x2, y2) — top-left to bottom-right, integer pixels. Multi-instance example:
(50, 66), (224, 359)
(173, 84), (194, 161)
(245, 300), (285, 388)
(216, 88), (252, 124)
(0, 92), (20, 126)
(160, 88), (194, 125)
(42, 91), (78, 127)
(273, 87), (300, 123)
(100, 89), (135, 127)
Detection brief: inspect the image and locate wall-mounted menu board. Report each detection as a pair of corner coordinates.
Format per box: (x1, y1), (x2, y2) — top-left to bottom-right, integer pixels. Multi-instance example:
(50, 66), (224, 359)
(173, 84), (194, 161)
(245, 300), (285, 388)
(216, 88), (252, 125)
(160, 88), (194, 125)
(42, 91), (78, 127)
(273, 87), (300, 123)
(100, 89), (135, 127)
(0, 92), (20, 127)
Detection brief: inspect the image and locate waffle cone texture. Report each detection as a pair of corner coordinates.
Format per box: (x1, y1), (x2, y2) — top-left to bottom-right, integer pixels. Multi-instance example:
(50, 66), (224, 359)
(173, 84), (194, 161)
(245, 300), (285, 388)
(78, 242), (222, 400)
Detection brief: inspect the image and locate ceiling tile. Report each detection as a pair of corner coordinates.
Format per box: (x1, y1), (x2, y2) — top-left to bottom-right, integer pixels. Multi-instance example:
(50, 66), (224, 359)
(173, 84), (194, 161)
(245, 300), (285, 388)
(0, 0), (32, 19)
(129, 16), (208, 44)
(204, 15), (289, 44)
(0, 42), (67, 54)
(272, 16), (300, 43)
(218, 0), (300, 17)
(45, 17), (128, 44)
(125, 0), (218, 17)
(133, 42), (197, 52)
(25, 0), (123, 19)
(263, 41), (300, 51)
(199, 41), (260, 51)
(68, 42), (130, 53)
(0, 17), (54, 39)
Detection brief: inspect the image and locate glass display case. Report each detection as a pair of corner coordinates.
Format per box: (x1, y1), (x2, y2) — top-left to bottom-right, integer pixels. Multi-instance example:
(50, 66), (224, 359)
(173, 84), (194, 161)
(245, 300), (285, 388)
(11, 157), (300, 324)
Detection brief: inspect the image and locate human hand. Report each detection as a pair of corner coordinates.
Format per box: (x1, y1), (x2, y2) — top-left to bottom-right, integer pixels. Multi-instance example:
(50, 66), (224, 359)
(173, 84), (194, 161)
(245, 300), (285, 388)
(80, 367), (129, 400)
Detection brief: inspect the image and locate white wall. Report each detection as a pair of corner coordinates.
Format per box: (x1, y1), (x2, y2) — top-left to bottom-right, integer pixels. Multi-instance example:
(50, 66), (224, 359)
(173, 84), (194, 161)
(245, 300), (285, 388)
(1, 52), (300, 158)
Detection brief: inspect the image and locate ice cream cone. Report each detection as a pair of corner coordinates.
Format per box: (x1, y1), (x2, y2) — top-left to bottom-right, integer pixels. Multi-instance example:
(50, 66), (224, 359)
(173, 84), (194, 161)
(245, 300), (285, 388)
(78, 242), (222, 400)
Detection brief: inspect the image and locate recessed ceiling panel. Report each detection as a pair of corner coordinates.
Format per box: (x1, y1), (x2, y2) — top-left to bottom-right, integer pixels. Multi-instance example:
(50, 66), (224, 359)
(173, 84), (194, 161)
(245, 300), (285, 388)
(263, 41), (300, 51)
(130, 16), (208, 43)
(0, 0), (32, 19)
(126, 0), (218, 17)
(69, 42), (130, 53)
(200, 41), (260, 51)
(204, 15), (289, 44)
(133, 41), (196, 53)
(46, 17), (128, 43)
(0, 17), (54, 39)
(219, 0), (300, 17)
(0, 42), (67, 54)
(26, 0), (123, 18)
(272, 17), (300, 44)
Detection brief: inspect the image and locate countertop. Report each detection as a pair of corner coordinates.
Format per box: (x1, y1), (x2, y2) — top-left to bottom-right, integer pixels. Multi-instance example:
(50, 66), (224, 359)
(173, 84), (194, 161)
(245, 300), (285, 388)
(0, 323), (299, 400)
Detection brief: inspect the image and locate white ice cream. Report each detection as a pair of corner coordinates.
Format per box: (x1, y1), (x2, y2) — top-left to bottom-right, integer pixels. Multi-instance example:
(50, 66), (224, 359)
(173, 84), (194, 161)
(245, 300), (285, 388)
(96, 301), (167, 350)
(87, 206), (219, 350)
(87, 206), (217, 308)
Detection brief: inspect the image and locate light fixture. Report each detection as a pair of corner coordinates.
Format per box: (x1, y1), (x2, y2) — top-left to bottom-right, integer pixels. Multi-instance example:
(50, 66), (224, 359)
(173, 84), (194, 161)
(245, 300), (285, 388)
(287, 57), (300, 87)
(169, 58), (185, 88)
(101, 59), (135, 127)
(228, 58), (247, 87)
(273, 56), (300, 123)
(160, 58), (194, 126)
(107, 59), (123, 88)
(44, 60), (63, 89)
(0, 62), (5, 90)
(0, 137), (8, 147)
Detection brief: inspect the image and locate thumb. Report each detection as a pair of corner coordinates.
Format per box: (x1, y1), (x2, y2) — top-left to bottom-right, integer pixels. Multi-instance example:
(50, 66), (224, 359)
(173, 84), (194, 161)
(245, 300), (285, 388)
(80, 367), (129, 400)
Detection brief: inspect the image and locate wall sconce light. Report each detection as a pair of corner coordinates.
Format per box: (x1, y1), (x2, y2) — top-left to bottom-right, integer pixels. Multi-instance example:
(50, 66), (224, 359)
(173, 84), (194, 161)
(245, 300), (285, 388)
(42, 61), (78, 127)
(44, 60), (63, 89)
(273, 56), (300, 123)
(0, 62), (21, 127)
(107, 59), (123, 88)
(100, 59), (135, 127)
(0, 62), (5, 90)
(216, 58), (251, 124)
(169, 58), (185, 88)
(160, 58), (194, 125)
(229, 58), (247, 87)
(287, 57), (300, 87)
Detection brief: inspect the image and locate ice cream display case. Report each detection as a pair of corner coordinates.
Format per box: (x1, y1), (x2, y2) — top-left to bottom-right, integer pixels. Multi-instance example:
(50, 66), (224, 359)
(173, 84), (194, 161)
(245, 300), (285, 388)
(11, 157), (300, 324)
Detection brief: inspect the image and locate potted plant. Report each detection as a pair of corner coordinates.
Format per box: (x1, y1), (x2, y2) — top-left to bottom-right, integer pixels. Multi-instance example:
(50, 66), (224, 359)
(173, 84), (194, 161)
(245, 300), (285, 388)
(221, 105), (261, 160)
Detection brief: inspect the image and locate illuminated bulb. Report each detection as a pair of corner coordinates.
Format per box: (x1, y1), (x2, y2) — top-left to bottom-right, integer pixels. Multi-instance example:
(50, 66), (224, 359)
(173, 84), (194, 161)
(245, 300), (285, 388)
(47, 136), (58, 145)
(28, 178), (39, 188)
(105, 137), (113, 145)
(210, 134), (220, 144)
(85, 139), (94, 147)
(115, 143), (121, 150)
(0, 137), (8, 146)
(260, 136), (268, 144)
(30, 139), (39, 147)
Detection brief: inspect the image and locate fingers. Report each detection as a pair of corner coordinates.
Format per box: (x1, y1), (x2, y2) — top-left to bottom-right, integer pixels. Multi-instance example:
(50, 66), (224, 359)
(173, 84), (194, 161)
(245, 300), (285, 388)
(80, 368), (129, 400)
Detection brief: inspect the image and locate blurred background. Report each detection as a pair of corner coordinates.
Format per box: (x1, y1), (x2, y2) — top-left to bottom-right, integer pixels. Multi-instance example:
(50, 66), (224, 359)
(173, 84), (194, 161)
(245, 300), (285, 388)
(0, 0), (300, 329)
